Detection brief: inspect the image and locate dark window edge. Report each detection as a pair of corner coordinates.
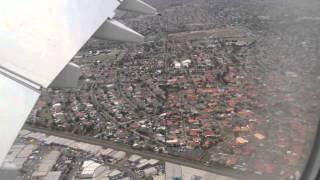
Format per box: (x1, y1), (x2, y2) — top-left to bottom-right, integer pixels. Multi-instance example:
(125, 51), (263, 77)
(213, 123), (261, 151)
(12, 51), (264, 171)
(301, 120), (320, 180)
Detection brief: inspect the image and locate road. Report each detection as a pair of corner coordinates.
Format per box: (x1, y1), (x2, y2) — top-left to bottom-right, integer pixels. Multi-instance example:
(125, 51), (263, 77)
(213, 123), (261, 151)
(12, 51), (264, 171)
(24, 125), (271, 180)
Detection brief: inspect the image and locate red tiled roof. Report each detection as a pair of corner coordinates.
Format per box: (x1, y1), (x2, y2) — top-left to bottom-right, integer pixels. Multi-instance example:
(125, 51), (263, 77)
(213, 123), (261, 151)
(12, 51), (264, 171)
(188, 118), (199, 124)
(204, 130), (215, 137)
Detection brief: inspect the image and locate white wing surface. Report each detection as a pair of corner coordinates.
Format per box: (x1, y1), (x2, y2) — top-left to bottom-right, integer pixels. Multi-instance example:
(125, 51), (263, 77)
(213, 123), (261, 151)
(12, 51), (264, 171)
(0, 0), (120, 88)
(0, 73), (40, 165)
(0, 0), (157, 167)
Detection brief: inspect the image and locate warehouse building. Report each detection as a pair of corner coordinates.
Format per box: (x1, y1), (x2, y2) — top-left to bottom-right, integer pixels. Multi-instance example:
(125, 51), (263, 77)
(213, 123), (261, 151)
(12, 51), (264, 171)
(80, 160), (108, 179)
(31, 151), (61, 180)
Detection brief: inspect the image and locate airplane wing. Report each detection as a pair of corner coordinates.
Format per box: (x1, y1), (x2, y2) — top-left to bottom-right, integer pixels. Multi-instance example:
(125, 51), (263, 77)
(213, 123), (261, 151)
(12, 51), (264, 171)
(0, 71), (40, 167)
(0, 0), (157, 166)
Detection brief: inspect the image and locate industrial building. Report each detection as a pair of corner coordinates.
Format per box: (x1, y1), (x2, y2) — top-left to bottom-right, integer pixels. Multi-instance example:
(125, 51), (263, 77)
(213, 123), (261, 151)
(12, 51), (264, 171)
(109, 151), (126, 161)
(136, 159), (160, 169)
(143, 167), (158, 177)
(128, 154), (142, 163)
(3, 144), (38, 169)
(165, 162), (236, 180)
(80, 160), (108, 179)
(43, 171), (62, 180)
(6, 129), (164, 180)
(31, 150), (61, 180)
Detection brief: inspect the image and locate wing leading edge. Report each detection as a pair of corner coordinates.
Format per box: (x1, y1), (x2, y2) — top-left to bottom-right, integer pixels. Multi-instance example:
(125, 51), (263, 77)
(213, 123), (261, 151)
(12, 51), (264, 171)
(0, 0), (157, 167)
(0, 0), (120, 88)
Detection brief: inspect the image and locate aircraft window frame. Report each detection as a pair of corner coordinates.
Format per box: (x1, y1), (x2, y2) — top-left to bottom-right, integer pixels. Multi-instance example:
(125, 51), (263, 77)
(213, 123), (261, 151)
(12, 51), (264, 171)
(301, 122), (320, 180)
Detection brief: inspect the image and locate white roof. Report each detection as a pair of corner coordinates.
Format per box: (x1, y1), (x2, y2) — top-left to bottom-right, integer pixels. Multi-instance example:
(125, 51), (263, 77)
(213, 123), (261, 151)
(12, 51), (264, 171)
(32, 171), (48, 178)
(136, 158), (160, 169)
(43, 171), (62, 180)
(81, 160), (102, 176)
(16, 145), (38, 158)
(147, 159), (160, 165)
(110, 151), (126, 160)
(52, 103), (62, 107)
(136, 160), (149, 169)
(153, 175), (165, 180)
(128, 154), (142, 162)
(182, 59), (191, 67)
(143, 167), (158, 176)
(139, 159), (148, 163)
(182, 59), (192, 63)
(174, 61), (182, 68)
(108, 169), (122, 177)
(34, 151), (61, 175)
(99, 148), (114, 156)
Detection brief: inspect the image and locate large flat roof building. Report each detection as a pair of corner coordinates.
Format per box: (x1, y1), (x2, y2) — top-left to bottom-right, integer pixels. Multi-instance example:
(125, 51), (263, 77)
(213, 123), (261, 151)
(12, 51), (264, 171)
(165, 162), (237, 180)
(80, 160), (108, 179)
(31, 151), (61, 180)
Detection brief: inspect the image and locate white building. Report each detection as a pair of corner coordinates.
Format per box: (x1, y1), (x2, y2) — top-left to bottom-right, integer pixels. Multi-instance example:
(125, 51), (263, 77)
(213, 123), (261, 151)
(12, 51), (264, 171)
(181, 59), (191, 67)
(110, 151), (126, 161)
(165, 162), (236, 180)
(174, 61), (182, 69)
(144, 167), (158, 177)
(52, 103), (62, 113)
(108, 169), (123, 179)
(128, 155), (142, 163)
(80, 160), (108, 179)
(43, 171), (62, 180)
(31, 151), (61, 180)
